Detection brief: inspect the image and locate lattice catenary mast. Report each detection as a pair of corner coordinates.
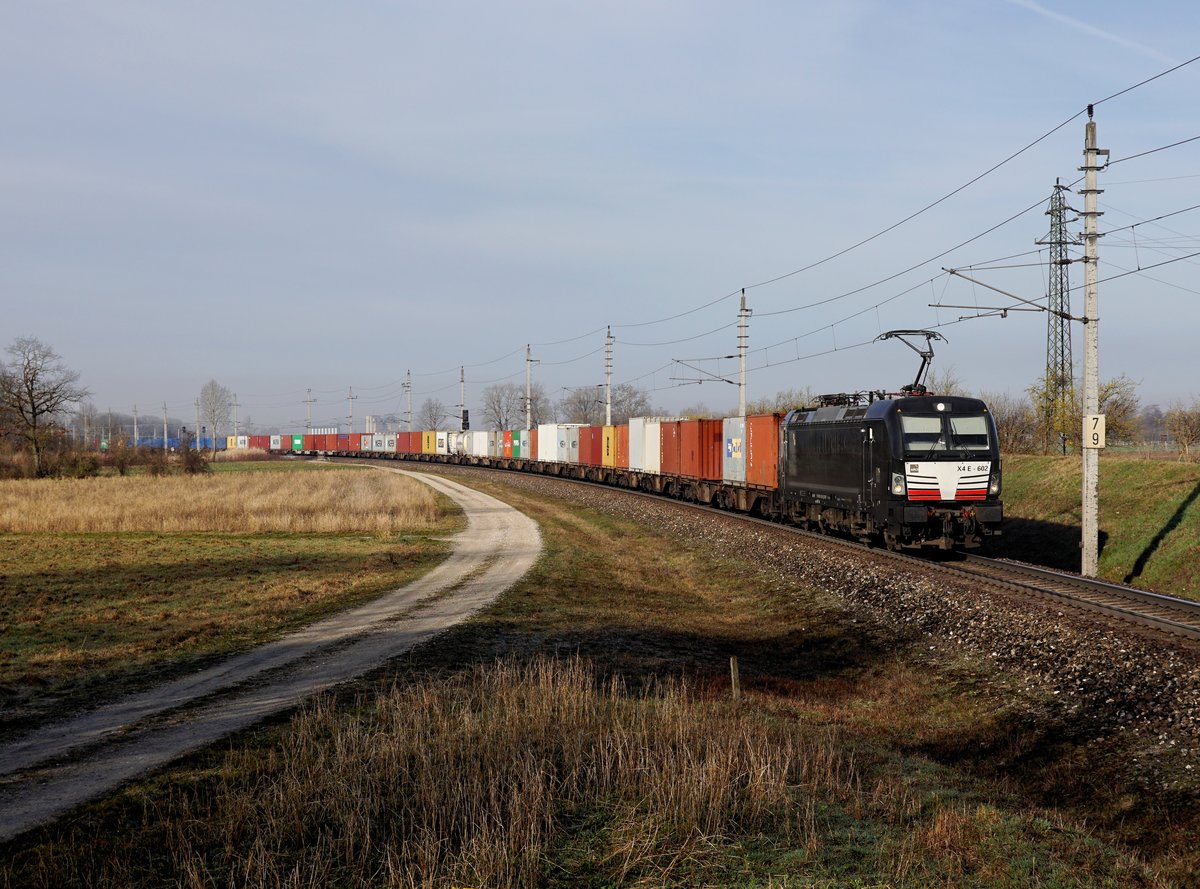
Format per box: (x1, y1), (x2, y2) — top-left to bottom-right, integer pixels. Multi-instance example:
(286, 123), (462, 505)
(1036, 181), (1079, 455)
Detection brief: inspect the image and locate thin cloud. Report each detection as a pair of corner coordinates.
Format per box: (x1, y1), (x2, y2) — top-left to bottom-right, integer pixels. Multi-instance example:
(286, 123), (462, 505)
(1007, 0), (1175, 63)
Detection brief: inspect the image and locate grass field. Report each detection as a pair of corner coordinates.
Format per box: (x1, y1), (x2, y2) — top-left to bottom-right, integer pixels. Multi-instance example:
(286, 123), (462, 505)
(999, 453), (1200, 596)
(2, 466), (1184, 887)
(0, 465), (463, 735)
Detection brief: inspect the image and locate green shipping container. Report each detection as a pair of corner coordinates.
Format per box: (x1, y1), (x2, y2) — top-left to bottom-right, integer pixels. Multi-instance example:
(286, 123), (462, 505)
(291, 434), (303, 451)
(510, 429), (521, 458)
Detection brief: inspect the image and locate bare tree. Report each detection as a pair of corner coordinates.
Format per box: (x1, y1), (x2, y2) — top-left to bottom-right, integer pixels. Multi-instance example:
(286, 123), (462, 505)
(480, 382), (524, 429)
(979, 390), (1038, 454)
(417, 398), (448, 430)
(1097, 374), (1141, 446)
(744, 386), (816, 416)
(558, 386), (604, 424)
(609, 383), (651, 424)
(0, 337), (90, 476)
(1165, 398), (1200, 461)
(926, 364), (968, 396)
(678, 401), (715, 419)
(198, 379), (233, 454)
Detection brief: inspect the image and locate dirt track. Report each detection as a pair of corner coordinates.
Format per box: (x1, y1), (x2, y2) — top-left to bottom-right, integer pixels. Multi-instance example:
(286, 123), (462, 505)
(0, 468), (542, 842)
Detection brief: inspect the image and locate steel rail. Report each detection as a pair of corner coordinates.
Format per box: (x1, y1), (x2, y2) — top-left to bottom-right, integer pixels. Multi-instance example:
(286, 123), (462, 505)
(335, 452), (1200, 644)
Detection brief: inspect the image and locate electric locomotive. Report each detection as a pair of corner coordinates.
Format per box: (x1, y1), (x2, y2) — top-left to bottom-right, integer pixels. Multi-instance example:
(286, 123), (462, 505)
(778, 391), (1002, 549)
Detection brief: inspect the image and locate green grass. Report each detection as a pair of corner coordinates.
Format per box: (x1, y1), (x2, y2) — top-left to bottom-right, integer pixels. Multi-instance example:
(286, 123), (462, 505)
(1, 468), (1185, 887)
(0, 531), (454, 737)
(1000, 454), (1200, 596)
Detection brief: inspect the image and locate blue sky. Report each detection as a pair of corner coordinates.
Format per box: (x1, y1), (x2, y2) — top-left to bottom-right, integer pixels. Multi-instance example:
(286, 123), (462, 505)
(3, 1), (1198, 430)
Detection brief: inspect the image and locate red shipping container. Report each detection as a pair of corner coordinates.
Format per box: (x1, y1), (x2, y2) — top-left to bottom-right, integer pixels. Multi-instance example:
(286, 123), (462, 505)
(303, 434), (318, 451)
(746, 413), (783, 490)
(530, 427), (539, 460)
(249, 435), (270, 450)
(616, 424), (629, 469)
(659, 421), (682, 476)
(680, 419), (723, 480)
(503, 430), (513, 458)
(579, 426), (602, 466)
(394, 432), (410, 454)
(335, 433), (350, 452)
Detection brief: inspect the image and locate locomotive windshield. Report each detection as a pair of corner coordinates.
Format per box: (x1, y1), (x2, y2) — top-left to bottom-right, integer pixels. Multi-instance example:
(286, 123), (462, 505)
(900, 413), (991, 456)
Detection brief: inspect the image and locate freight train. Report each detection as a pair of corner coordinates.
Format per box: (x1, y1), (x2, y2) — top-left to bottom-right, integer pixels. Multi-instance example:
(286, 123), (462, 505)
(255, 389), (1002, 550)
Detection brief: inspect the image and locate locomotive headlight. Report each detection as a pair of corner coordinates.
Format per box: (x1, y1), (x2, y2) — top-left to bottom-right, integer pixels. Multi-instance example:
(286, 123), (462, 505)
(988, 469), (1001, 496)
(891, 473), (907, 496)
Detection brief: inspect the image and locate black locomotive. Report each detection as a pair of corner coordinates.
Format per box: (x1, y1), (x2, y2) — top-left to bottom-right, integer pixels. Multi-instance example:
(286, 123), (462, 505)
(778, 391), (1002, 550)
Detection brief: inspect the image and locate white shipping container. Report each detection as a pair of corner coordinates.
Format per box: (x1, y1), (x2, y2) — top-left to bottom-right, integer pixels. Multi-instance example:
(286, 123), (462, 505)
(519, 429), (530, 458)
(487, 432), (501, 458)
(384, 435), (397, 452)
(629, 418), (684, 474)
(236, 435), (248, 449)
(628, 418), (647, 471)
(436, 432), (449, 455)
(466, 431), (489, 457)
(372, 435), (386, 451)
(359, 434), (373, 451)
(537, 423), (558, 461)
(269, 435), (281, 450)
(643, 420), (662, 474)
(555, 425), (581, 464)
(723, 417), (746, 484)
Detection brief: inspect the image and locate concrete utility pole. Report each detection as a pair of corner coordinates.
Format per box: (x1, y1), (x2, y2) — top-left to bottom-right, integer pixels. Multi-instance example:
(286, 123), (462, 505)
(346, 387), (357, 433)
(304, 388), (315, 431)
(525, 345), (536, 429)
(737, 290), (751, 417)
(458, 366), (466, 431)
(162, 402), (168, 452)
(1080, 106), (1108, 577)
(605, 326), (613, 426)
(404, 370), (412, 432)
(132, 405), (139, 447)
(194, 399), (201, 450)
(232, 394), (239, 439)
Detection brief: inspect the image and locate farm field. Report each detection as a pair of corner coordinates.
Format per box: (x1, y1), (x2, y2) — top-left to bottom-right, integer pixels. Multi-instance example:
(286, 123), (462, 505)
(0, 465), (463, 736)
(3, 465), (1192, 887)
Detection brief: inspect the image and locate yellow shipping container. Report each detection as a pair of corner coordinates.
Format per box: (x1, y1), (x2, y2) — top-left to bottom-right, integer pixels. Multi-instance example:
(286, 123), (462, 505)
(421, 430), (437, 454)
(226, 435), (237, 449)
(602, 425), (616, 468)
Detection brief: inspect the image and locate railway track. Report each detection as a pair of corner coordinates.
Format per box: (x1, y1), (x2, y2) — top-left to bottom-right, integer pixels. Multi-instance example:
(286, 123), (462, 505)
(947, 555), (1200, 641)
(347, 454), (1200, 646)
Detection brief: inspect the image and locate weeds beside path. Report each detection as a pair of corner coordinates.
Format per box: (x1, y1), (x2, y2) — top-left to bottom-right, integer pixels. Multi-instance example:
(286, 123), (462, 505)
(0, 468), (541, 843)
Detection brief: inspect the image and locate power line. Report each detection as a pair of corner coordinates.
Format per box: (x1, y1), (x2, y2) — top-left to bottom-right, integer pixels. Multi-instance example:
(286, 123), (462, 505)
(1108, 134), (1200, 167)
(1092, 53), (1200, 106)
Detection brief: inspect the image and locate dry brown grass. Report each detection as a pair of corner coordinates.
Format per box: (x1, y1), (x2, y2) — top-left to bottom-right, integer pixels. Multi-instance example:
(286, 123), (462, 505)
(211, 448), (273, 462)
(0, 469), (444, 533)
(135, 657), (859, 888)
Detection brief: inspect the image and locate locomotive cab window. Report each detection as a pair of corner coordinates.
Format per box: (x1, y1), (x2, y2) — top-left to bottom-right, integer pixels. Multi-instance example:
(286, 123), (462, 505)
(947, 415), (990, 452)
(900, 414), (991, 455)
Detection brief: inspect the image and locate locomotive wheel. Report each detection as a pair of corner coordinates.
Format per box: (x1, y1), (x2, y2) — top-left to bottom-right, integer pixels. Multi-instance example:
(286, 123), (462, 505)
(883, 530), (899, 551)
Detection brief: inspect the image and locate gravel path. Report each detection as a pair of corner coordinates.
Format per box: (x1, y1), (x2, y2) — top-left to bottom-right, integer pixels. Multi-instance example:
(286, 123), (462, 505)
(0, 468), (542, 842)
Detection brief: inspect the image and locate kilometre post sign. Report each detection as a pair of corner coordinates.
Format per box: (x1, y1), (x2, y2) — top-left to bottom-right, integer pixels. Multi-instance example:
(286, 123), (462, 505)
(1084, 414), (1106, 449)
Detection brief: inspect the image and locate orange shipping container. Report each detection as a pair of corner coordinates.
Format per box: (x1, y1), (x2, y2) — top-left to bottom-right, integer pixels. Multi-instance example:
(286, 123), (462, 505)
(680, 419), (723, 480)
(659, 421), (682, 476)
(503, 430), (513, 458)
(746, 413), (783, 489)
(529, 426), (538, 461)
(616, 424), (629, 469)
